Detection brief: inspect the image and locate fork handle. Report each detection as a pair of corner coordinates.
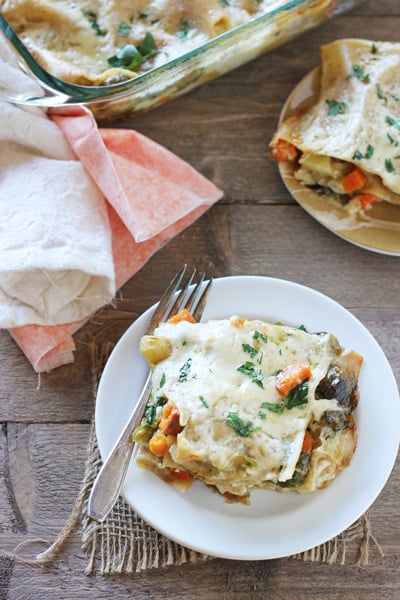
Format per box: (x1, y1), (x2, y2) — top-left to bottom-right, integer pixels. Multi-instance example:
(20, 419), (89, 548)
(87, 372), (152, 522)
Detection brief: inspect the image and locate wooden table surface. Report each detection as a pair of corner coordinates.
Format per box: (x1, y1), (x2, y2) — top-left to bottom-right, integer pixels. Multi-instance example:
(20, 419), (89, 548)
(1, 0), (399, 597)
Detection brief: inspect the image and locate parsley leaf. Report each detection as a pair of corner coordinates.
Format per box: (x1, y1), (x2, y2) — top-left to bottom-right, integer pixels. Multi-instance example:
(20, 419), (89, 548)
(242, 343), (258, 358)
(253, 330), (268, 343)
(226, 412), (254, 437)
(107, 32), (157, 70)
(177, 19), (190, 40)
(83, 9), (107, 36)
(350, 64), (369, 82)
(385, 158), (395, 173)
(386, 115), (400, 131)
(118, 22), (131, 36)
(178, 357), (192, 382)
(285, 382), (309, 409)
(326, 99), (347, 116)
(237, 362), (264, 388)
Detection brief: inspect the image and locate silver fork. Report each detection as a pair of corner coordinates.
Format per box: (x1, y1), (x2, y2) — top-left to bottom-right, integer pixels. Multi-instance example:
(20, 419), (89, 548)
(87, 265), (212, 522)
(0, 13), (141, 106)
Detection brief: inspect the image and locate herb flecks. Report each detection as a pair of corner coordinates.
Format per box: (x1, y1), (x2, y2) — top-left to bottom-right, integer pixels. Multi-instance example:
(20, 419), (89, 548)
(350, 64), (370, 82)
(176, 19), (190, 40)
(226, 412), (255, 437)
(118, 22), (131, 36)
(178, 357), (192, 382)
(242, 343), (258, 358)
(237, 361), (264, 388)
(199, 395), (209, 408)
(253, 330), (268, 343)
(386, 115), (400, 131)
(352, 145), (374, 160)
(326, 99), (347, 116)
(385, 158), (395, 173)
(83, 9), (107, 36)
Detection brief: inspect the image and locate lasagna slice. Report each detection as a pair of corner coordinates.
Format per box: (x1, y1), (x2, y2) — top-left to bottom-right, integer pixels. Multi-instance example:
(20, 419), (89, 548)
(133, 312), (362, 503)
(270, 38), (400, 215)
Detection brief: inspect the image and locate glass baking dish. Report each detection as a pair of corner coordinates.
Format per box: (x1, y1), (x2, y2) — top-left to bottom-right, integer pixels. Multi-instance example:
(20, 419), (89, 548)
(1, 0), (364, 121)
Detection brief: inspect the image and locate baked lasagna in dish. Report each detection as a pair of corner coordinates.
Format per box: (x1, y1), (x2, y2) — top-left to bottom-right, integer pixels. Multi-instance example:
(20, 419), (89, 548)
(133, 311), (363, 503)
(270, 38), (400, 215)
(1, 0), (295, 85)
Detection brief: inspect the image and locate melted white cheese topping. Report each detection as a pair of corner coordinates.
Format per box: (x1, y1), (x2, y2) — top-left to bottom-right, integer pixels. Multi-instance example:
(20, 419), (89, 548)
(150, 317), (341, 496)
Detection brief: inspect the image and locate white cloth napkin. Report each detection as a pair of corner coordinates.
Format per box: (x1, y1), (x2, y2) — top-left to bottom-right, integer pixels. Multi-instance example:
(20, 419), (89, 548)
(0, 35), (116, 328)
(0, 101), (116, 327)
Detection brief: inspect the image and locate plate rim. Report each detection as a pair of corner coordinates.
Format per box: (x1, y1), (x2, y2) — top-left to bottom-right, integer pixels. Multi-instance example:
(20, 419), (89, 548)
(95, 274), (400, 560)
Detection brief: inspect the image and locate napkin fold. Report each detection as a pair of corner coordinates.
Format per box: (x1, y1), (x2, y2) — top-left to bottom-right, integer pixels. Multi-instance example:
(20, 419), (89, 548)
(0, 46), (223, 371)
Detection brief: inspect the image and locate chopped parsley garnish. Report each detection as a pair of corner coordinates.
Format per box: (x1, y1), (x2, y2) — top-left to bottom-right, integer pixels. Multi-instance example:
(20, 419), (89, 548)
(258, 411), (267, 420)
(159, 373), (166, 388)
(371, 43), (378, 54)
(82, 9), (107, 36)
(242, 343), (258, 358)
(261, 382), (309, 414)
(107, 32), (157, 70)
(178, 357), (192, 382)
(352, 150), (363, 160)
(199, 395), (209, 408)
(144, 396), (166, 425)
(350, 64), (369, 82)
(298, 324), (308, 332)
(385, 158), (395, 173)
(365, 144), (374, 158)
(261, 400), (285, 414)
(376, 83), (386, 102)
(285, 382), (309, 409)
(326, 99), (347, 116)
(226, 412), (255, 437)
(176, 19), (190, 40)
(253, 330), (268, 343)
(352, 145), (374, 160)
(219, 0), (230, 5)
(386, 115), (400, 131)
(118, 22), (131, 36)
(387, 132), (399, 146)
(237, 361), (264, 388)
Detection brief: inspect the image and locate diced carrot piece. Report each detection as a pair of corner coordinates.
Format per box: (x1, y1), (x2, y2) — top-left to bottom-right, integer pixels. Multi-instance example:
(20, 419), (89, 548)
(302, 431), (313, 452)
(168, 468), (192, 481)
(148, 432), (170, 456)
(167, 308), (196, 324)
(159, 404), (183, 436)
(354, 193), (378, 209)
(275, 364), (312, 397)
(340, 167), (366, 193)
(271, 139), (298, 162)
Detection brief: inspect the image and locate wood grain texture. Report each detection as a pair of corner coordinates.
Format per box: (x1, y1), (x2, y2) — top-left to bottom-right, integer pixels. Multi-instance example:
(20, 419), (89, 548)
(1, 0), (399, 597)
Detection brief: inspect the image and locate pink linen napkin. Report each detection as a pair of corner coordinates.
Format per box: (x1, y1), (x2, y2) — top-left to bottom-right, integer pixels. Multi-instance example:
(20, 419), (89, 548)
(7, 107), (223, 372)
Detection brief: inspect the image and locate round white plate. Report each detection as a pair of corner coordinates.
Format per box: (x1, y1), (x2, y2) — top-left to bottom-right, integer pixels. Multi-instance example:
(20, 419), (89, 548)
(95, 275), (400, 560)
(278, 68), (400, 256)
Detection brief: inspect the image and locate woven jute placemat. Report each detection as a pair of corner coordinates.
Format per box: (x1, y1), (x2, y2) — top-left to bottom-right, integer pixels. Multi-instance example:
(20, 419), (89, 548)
(32, 342), (382, 574)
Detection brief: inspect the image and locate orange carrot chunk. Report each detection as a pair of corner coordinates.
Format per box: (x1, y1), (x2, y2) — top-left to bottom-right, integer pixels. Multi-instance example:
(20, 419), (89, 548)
(340, 167), (366, 193)
(302, 431), (313, 453)
(159, 404), (183, 436)
(354, 193), (378, 209)
(168, 468), (192, 481)
(148, 432), (170, 456)
(168, 308), (196, 324)
(275, 364), (312, 397)
(271, 139), (298, 162)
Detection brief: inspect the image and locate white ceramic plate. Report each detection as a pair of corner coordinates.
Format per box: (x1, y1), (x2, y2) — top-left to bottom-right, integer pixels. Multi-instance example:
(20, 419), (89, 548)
(278, 68), (400, 256)
(95, 275), (400, 560)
